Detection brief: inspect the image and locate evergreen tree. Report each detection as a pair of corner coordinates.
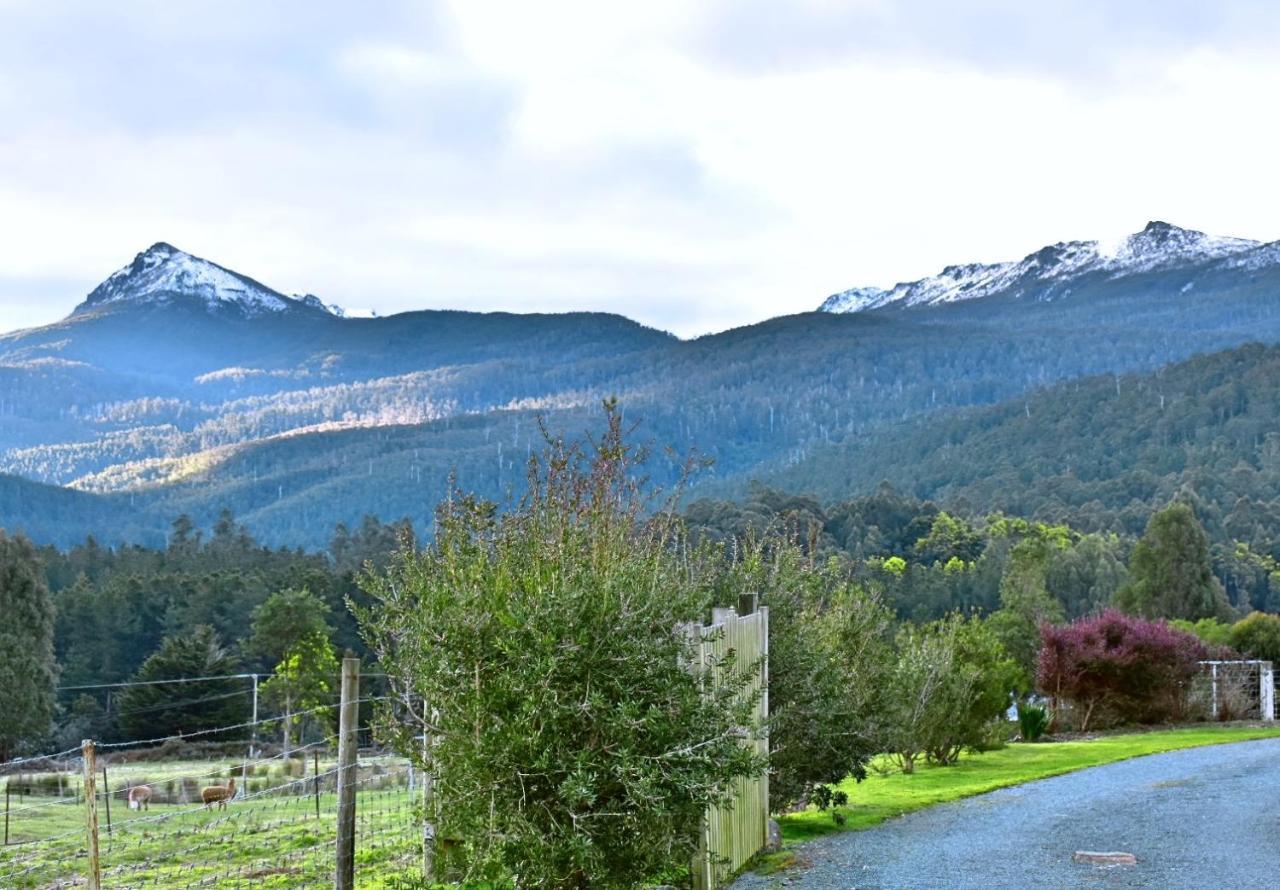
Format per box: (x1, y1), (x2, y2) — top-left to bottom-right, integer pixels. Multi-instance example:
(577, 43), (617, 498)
(1114, 503), (1231, 621)
(0, 531), (58, 761)
(117, 626), (250, 741)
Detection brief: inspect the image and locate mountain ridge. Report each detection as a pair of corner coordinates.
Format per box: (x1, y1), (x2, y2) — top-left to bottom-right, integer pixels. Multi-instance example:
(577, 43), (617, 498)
(820, 221), (1276, 314)
(6, 224), (1280, 548)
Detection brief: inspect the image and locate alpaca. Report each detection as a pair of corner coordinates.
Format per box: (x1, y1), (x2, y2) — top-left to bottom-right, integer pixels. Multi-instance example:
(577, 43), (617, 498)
(201, 776), (236, 810)
(127, 785), (152, 812)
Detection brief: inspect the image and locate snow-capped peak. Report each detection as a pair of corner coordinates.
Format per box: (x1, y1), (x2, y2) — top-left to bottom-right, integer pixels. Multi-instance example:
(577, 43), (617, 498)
(78, 243), (318, 317)
(295, 293), (347, 317)
(821, 222), (1270, 314)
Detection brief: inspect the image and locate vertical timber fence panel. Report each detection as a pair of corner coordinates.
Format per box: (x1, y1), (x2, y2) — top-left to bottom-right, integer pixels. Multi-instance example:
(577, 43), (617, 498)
(689, 601), (770, 890)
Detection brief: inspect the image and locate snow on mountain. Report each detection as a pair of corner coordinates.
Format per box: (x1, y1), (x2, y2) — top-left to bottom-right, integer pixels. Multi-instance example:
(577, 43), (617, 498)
(295, 293), (347, 317)
(79, 243), (326, 317)
(821, 222), (1274, 314)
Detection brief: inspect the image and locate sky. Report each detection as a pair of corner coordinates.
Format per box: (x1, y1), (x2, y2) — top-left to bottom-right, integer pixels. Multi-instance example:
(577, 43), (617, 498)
(3, 1), (1280, 338)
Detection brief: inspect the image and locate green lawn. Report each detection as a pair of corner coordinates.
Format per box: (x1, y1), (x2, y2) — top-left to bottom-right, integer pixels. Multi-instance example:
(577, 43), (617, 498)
(779, 723), (1280, 846)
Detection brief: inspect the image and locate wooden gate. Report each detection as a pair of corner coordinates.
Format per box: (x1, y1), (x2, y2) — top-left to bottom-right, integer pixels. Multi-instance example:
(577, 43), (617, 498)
(687, 594), (770, 890)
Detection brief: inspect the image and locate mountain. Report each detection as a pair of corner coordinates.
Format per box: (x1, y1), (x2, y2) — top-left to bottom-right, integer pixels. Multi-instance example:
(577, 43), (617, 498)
(820, 221), (1274, 313)
(5, 222), (1280, 549)
(78, 242), (327, 318)
(752, 342), (1280, 544)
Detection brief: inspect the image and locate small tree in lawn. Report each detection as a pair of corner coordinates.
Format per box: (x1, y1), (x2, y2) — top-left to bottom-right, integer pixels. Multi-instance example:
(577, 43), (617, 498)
(1037, 610), (1209, 731)
(260, 632), (338, 754)
(0, 531), (58, 761)
(886, 620), (958, 774)
(357, 403), (763, 889)
(886, 615), (1015, 772)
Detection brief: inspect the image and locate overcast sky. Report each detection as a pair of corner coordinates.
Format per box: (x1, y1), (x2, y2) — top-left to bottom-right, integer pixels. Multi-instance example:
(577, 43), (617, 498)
(3, 1), (1280, 338)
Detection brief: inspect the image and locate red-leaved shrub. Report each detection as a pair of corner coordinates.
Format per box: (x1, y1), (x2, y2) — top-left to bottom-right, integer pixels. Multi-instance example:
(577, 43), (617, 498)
(1037, 610), (1209, 731)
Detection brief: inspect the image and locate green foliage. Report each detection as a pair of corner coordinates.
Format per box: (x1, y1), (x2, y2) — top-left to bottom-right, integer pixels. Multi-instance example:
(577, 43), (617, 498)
(1044, 533), (1128, 619)
(987, 538), (1066, 692)
(358, 405), (763, 889)
(260, 631), (339, 751)
(117, 625), (250, 741)
(1016, 703), (1050, 742)
(1115, 503), (1231, 621)
(886, 615), (1016, 773)
(809, 786), (848, 811)
(914, 512), (984, 565)
(704, 544), (893, 810)
(1168, 617), (1234, 648)
(1229, 611), (1280, 662)
(0, 531), (57, 760)
(248, 587), (334, 669)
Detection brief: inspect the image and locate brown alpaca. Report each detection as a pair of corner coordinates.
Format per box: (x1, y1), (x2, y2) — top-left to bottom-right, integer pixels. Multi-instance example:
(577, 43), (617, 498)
(127, 785), (152, 812)
(201, 776), (236, 810)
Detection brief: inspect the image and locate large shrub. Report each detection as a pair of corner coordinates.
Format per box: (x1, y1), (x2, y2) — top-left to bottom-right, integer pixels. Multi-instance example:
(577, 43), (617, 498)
(1229, 612), (1280, 662)
(1037, 610), (1209, 731)
(704, 542), (893, 809)
(886, 615), (1016, 772)
(358, 406), (763, 889)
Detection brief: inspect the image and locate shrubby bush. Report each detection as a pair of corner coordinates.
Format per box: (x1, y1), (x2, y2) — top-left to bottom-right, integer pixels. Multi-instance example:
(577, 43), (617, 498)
(886, 615), (1016, 772)
(358, 406), (763, 889)
(704, 542), (893, 809)
(1038, 611), (1209, 731)
(1228, 611), (1280, 662)
(1016, 703), (1050, 742)
(1168, 617), (1234, 648)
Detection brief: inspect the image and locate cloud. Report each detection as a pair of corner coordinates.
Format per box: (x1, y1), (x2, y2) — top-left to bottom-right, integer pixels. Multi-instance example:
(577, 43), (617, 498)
(1, 1), (1280, 338)
(695, 0), (1280, 80)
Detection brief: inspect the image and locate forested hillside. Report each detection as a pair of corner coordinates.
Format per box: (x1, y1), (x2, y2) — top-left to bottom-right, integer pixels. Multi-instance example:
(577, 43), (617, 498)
(5, 226), (1280, 548)
(761, 343), (1280, 545)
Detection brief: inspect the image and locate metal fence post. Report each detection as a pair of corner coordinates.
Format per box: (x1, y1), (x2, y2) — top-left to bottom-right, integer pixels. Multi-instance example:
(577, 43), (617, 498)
(81, 740), (102, 890)
(1262, 661), (1275, 721)
(335, 656), (360, 890)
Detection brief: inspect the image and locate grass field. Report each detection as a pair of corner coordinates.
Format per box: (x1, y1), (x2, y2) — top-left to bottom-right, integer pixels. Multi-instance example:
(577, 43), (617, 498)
(774, 723), (1280, 852)
(0, 755), (419, 889)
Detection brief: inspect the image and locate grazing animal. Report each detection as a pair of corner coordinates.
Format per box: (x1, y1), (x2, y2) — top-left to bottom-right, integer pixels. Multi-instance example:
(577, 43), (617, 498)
(127, 785), (152, 812)
(201, 776), (236, 810)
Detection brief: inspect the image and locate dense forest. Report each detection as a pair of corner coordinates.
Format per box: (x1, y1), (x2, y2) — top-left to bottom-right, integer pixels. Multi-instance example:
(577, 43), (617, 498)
(8, 466), (1278, 754)
(762, 343), (1280, 547)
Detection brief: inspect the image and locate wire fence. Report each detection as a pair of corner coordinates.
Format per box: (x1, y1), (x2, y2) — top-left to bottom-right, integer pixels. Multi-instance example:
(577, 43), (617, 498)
(0, 662), (421, 889)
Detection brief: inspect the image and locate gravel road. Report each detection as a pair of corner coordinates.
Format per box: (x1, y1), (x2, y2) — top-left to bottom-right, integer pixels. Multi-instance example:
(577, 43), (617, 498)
(731, 737), (1280, 889)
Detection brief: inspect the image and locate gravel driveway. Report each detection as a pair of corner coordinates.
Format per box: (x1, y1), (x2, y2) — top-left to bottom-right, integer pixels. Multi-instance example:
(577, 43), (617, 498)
(731, 737), (1280, 889)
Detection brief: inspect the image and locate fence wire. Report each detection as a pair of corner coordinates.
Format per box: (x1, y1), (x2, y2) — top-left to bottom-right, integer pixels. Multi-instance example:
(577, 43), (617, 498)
(0, 714), (419, 888)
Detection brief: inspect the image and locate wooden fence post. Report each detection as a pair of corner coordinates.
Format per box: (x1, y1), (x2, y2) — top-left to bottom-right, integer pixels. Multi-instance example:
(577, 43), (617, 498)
(4, 778), (10, 845)
(335, 656), (360, 890)
(81, 740), (102, 890)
